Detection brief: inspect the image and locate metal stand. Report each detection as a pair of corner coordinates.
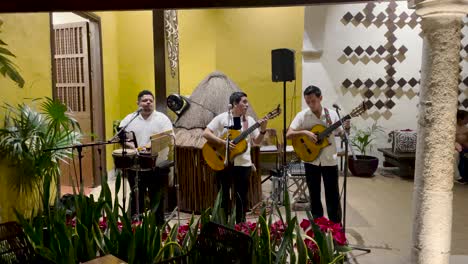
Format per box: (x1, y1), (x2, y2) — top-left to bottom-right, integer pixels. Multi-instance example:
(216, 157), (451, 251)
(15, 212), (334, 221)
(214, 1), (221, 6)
(335, 107), (371, 255)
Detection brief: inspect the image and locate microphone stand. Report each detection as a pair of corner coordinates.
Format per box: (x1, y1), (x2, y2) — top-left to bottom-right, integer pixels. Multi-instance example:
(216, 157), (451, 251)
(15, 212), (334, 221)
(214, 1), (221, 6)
(109, 110), (141, 215)
(334, 106), (370, 254)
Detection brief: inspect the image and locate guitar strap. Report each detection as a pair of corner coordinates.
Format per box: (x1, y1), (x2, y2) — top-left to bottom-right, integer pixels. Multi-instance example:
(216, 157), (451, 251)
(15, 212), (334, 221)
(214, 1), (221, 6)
(324, 107), (333, 126)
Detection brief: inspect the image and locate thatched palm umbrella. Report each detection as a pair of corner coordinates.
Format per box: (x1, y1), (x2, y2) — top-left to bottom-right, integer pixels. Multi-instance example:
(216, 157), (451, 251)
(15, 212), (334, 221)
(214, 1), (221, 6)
(174, 71), (262, 213)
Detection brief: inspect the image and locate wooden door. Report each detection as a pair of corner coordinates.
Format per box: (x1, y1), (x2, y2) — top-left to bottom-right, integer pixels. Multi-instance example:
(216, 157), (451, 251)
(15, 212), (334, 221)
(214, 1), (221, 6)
(53, 22), (95, 188)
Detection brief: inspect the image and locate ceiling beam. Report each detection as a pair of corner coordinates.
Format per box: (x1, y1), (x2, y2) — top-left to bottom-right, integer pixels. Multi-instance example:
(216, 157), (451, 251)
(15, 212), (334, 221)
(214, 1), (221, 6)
(1, 0), (375, 13)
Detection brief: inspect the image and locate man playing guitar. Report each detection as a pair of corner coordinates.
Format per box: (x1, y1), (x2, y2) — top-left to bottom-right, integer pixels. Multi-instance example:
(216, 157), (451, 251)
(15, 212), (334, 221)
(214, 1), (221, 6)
(203, 91), (268, 223)
(287, 85), (349, 224)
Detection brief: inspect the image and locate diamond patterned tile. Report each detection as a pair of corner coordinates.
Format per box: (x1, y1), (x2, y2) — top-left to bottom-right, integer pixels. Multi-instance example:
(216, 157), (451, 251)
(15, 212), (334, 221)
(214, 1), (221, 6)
(409, 78), (419, 87)
(387, 22), (397, 32)
(344, 46), (353, 56)
(351, 18), (360, 27)
(387, 34), (397, 44)
(355, 46), (364, 56)
(338, 55), (348, 64)
(397, 78), (407, 87)
(376, 12), (386, 23)
(406, 89), (417, 99)
(370, 111), (381, 121)
(382, 110), (392, 120)
(364, 89), (374, 98)
(462, 98), (468, 108)
(399, 45), (408, 54)
(384, 64), (392, 71)
(464, 77), (468, 87)
(387, 45), (397, 54)
(364, 79), (374, 88)
(385, 88), (396, 98)
(341, 17), (350, 25)
(350, 87), (360, 96)
(376, 78), (385, 88)
(365, 2), (376, 10)
(395, 87), (404, 99)
(387, 67), (396, 76)
(342, 79), (352, 88)
(399, 12), (409, 21)
(364, 100), (374, 110)
(395, 53), (406, 62)
(353, 79), (363, 88)
(375, 100), (385, 109)
(387, 78), (396, 87)
(464, 45), (468, 54)
(350, 55), (359, 65)
(362, 20), (372, 28)
(396, 19), (406, 29)
(361, 56), (371, 64)
(361, 112), (369, 120)
(365, 46), (375, 56)
(354, 12), (364, 22)
(372, 56), (382, 63)
(385, 99), (396, 109)
(340, 86), (348, 95)
(365, 12), (376, 21)
(372, 87), (383, 98)
(376, 45), (386, 55)
(408, 18), (418, 29)
(388, 1), (397, 9)
(343, 12), (353, 23)
(375, 20), (384, 28)
(387, 56), (397, 65)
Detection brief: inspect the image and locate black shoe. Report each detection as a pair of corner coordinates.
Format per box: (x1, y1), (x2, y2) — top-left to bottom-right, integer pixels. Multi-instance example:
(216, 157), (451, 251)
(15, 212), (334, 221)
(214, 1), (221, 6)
(456, 179), (468, 185)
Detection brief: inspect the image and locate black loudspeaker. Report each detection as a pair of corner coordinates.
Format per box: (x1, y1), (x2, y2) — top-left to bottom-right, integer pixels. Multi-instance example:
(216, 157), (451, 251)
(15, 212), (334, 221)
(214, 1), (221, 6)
(271, 48), (296, 82)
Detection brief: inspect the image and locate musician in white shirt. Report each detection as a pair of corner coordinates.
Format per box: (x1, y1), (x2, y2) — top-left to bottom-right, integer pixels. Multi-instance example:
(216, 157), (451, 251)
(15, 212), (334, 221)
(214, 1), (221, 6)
(119, 90), (174, 223)
(203, 91), (268, 223)
(287, 85), (349, 224)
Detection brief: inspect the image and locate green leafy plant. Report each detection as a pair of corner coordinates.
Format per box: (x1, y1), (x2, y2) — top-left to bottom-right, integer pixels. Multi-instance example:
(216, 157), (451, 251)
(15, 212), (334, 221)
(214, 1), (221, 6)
(0, 18), (25, 88)
(350, 121), (384, 156)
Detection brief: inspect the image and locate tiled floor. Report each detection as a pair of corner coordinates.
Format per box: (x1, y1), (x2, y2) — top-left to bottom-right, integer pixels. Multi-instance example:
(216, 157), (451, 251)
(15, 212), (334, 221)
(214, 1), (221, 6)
(73, 167), (468, 263)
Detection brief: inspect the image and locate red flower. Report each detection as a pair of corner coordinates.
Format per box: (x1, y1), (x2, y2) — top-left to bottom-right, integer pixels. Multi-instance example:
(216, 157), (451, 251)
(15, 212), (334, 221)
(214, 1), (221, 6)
(300, 219), (310, 231)
(314, 217), (331, 232)
(117, 221), (123, 232)
(177, 224), (190, 244)
(332, 230), (347, 246)
(66, 217), (76, 228)
(306, 229), (314, 239)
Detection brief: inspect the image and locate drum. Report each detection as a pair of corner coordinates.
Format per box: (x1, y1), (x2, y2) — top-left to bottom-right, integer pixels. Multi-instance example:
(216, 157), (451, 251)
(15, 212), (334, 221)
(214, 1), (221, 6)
(112, 148), (137, 169)
(137, 151), (158, 170)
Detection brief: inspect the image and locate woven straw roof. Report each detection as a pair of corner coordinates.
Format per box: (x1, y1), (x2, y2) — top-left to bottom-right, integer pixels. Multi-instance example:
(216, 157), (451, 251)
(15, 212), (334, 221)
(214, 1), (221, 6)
(175, 71), (257, 148)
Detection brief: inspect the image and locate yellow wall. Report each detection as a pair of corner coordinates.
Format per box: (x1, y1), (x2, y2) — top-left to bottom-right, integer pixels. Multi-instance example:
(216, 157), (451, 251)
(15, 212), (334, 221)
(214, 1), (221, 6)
(178, 7), (304, 133)
(116, 11), (155, 115)
(0, 13), (52, 222)
(96, 12), (122, 170)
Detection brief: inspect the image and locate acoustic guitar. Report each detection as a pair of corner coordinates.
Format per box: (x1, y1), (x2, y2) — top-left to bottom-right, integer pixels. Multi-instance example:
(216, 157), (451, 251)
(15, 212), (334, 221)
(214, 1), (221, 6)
(292, 103), (366, 162)
(202, 105), (281, 171)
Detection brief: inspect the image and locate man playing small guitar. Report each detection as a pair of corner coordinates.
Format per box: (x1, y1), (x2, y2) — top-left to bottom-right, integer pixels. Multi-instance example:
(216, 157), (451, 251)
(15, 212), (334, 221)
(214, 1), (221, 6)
(287, 85), (350, 225)
(203, 91), (269, 223)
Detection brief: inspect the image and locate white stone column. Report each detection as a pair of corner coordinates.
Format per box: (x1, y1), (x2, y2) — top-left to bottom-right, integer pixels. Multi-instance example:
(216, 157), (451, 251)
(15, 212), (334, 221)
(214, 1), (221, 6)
(411, 1), (468, 263)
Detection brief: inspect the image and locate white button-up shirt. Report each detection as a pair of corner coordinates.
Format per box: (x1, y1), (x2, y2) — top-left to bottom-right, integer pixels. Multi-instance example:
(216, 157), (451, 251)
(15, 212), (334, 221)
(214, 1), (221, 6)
(289, 107), (342, 166)
(119, 110), (174, 161)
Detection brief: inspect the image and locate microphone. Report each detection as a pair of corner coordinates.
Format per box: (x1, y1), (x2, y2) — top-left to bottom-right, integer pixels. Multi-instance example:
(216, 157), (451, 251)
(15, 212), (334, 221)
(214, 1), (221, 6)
(136, 107), (143, 114)
(332, 103), (341, 111)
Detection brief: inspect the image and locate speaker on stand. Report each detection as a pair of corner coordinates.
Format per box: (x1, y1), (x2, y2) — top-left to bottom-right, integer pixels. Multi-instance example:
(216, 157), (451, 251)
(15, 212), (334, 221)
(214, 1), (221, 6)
(270, 48), (295, 204)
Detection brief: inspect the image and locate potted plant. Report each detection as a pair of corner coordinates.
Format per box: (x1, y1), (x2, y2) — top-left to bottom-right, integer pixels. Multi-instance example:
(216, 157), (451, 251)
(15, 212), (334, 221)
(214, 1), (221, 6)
(348, 122), (384, 177)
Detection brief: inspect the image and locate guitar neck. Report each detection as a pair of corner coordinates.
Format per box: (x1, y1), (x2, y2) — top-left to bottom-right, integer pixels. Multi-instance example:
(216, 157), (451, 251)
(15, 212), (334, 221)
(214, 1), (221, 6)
(318, 115), (351, 140)
(232, 122), (261, 144)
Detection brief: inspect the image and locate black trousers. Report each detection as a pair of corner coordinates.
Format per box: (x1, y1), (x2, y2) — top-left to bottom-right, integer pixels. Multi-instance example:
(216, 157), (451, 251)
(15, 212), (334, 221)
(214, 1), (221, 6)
(127, 167), (169, 224)
(304, 163), (342, 224)
(459, 150), (468, 182)
(216, 166), (251, 223)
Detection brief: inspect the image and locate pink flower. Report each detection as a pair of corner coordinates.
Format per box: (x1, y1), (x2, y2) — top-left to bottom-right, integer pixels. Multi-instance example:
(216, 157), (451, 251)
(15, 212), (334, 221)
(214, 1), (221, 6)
(98, 217), (107, 231)
(314, 217), (331, 232)
(306, 229), (314, 239)
(177, 224), (190, 244)
(300, 219), (310, 231)
(117, 221), (123, 232)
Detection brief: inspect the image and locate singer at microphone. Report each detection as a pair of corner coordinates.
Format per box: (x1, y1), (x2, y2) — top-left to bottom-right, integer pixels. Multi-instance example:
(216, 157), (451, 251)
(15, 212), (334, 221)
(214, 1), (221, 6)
(117, 90), (174, 221)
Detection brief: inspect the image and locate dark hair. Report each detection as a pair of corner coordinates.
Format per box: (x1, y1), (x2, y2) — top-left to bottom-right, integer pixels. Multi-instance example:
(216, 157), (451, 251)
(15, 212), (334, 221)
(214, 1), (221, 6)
(303, 85), (322, 97)
(137, 90), (154, 101)
(229, 92), (247, 105)
(457, 109), (468, 121)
